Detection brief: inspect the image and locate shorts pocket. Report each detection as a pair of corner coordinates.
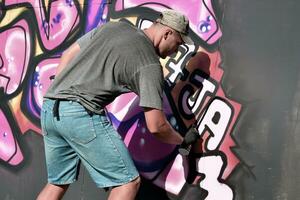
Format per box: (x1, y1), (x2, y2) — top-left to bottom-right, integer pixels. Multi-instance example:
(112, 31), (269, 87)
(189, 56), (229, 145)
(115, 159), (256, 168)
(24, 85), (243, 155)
(68, 113), (97, 144)
(92, 114), (122, 140)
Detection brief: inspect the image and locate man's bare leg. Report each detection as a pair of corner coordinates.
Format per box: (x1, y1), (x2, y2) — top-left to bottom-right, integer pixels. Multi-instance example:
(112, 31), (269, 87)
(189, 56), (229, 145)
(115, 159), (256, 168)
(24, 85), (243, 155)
(36, 183), (69, 200)
(108, 177), (141, 200)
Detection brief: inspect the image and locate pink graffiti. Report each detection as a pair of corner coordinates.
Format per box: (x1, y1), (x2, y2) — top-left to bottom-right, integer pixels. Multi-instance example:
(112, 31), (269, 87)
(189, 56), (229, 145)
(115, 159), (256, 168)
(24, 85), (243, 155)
(153, 154), (189, 195)
(0, 20), (30, 95)
(195, 50), (242, 179)
(0, 2), (241, 198)
(32, 58), (59, 113)
(115, 0), (222, 44)
(0, 109), (23, 165)
(5, 0), (80, 50)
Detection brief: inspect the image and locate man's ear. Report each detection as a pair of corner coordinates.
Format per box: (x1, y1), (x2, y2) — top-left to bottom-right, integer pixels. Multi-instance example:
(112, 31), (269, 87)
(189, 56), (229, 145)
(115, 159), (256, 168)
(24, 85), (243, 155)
(164, 29), (172, 39)
(164, 32), (168, 40)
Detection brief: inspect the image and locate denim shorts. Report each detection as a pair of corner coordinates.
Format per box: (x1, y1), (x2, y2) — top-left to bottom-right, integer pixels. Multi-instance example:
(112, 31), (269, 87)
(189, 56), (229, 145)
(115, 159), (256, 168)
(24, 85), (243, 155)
(40, 99), (139, 188)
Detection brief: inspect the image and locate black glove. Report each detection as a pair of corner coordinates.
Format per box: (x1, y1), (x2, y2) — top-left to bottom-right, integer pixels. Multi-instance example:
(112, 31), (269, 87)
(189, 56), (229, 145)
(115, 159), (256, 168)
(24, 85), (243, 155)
(178, 125), (200, 156)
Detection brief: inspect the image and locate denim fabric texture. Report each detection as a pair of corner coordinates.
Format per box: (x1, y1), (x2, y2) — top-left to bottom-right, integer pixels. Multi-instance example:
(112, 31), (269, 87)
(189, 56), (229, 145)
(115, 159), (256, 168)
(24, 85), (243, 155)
(41, 99), (139, 188)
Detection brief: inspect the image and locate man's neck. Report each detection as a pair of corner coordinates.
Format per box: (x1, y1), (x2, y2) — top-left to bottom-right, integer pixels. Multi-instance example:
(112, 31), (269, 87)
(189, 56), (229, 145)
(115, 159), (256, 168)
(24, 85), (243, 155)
(143, 27), (162, 57)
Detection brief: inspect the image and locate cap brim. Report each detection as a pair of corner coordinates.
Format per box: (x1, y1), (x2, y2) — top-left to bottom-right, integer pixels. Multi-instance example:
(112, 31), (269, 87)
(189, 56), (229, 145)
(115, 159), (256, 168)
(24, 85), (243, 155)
(180, 34), (194, 45)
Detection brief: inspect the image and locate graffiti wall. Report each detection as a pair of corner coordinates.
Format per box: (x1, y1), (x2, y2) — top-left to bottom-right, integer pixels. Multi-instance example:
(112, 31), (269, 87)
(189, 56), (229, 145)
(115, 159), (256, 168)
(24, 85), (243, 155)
(1, 0), (300, 200)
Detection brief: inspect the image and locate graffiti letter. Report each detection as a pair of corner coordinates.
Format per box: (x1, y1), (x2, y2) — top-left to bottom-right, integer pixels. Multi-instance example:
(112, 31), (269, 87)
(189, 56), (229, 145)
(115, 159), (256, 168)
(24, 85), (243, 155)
(197, 98), (232, 151)
(197, 155), (233, 200)
(167, 45), (195, 84)
(188, 71), (217, 114)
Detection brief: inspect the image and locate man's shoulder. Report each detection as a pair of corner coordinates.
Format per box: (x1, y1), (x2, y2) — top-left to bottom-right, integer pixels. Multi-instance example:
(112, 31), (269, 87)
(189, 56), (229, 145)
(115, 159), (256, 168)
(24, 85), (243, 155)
(104, 20), (136, 30)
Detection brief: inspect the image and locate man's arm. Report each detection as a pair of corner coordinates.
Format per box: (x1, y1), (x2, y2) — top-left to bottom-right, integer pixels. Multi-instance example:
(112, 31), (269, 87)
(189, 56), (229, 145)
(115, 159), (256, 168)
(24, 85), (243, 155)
(55, 42), (81, 76)
(144, 108), (184, 145)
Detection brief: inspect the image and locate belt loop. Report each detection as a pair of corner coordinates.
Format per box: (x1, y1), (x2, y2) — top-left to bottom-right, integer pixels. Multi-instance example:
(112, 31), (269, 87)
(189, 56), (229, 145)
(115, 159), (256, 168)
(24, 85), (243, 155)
(85, 108), (94, 117)
(74, 98), (94, 117)
(53, 99), (60, 121)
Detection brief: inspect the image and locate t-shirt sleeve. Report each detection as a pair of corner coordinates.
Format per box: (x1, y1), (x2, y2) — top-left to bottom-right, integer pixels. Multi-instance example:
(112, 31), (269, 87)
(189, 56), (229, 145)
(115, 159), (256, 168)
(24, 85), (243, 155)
(133, 64), (164, 110)
(76, 28), (99, 49)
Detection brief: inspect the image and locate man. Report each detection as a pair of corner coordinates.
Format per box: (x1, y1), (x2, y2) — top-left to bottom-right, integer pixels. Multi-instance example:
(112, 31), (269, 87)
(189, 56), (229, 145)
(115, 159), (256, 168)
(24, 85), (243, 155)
(37, 9), (198, 200)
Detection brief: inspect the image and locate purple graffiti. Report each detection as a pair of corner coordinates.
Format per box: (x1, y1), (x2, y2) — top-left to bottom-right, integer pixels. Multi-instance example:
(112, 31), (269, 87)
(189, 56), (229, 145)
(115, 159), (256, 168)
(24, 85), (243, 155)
(114, 0), (222, 44)
(85, 0), (109, 32)
(52, 12), (63, 25)
(5, 0), (80, 50)
(0, 20), (30, 95)
(66, 0), (75, 7)
(106, 94), (178, 178)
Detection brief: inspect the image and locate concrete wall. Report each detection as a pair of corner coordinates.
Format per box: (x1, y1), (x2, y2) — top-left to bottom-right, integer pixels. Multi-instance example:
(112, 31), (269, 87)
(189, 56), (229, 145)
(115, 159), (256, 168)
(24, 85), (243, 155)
(0, 0), (299, 199)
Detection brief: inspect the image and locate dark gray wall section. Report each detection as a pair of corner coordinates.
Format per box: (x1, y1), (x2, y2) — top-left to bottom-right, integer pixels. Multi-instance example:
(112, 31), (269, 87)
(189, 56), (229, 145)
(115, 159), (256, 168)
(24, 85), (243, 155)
(221, 1), (300, 200)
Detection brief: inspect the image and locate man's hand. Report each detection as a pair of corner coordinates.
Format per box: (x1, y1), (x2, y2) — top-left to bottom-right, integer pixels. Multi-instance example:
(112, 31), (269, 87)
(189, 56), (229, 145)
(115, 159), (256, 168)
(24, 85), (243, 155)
(183, 125), (200, 145)
(178, 125), (200, 156)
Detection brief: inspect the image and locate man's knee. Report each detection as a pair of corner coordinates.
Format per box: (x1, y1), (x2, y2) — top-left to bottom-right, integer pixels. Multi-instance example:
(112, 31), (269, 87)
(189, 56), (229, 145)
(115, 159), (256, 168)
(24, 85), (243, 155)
(37, 183), (69, 200)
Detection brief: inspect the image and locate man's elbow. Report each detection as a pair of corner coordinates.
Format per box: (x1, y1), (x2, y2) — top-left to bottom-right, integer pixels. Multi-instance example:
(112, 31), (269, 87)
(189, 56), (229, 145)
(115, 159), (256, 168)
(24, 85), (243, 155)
(144, 108), (168, 135)
(147, 126), (159, 135)
(146, 122), (166, 135)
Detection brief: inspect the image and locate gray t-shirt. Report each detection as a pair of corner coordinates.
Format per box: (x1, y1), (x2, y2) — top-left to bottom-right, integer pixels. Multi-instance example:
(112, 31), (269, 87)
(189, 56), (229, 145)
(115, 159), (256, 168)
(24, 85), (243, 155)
(44, 21), (164, 114)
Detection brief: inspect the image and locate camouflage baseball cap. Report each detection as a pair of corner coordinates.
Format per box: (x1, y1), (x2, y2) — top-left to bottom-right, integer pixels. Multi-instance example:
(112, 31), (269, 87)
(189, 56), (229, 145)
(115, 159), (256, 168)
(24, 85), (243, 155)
(157, 9), (194, 45)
